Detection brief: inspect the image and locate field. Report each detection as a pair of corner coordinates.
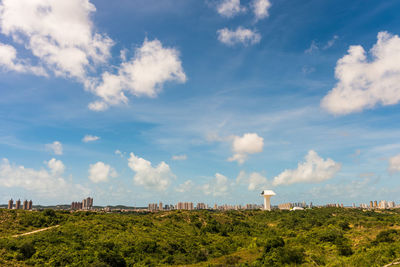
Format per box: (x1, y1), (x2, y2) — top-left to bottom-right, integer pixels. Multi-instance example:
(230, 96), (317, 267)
(1, 208), (400, 266)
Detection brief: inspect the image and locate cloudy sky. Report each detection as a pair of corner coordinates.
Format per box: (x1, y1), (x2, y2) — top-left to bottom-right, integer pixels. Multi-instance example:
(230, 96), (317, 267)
(1, 0), (400, 206)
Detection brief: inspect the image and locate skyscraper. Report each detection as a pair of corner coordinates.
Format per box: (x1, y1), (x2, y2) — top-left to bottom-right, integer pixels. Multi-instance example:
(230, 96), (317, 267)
(23, 200), (28, 210)
(8, 199), (13, 209)
(28, 200), (32, 210)
(16, 199), (21, 209)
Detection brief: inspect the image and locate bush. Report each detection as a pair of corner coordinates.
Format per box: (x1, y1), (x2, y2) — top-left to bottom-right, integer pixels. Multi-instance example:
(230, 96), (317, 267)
(98, 251), (126, 267)
(19, 241), (36, 259)
(375, 229), (398, 243)
(264, 237), (285, 253)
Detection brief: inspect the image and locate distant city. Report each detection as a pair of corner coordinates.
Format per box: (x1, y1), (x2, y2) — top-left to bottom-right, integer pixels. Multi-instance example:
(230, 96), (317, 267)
(4, 196), (398, 212)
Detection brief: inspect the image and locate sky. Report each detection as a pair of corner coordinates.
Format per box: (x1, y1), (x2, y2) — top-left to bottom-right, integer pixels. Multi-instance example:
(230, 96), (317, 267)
(1, 0), (400, 206)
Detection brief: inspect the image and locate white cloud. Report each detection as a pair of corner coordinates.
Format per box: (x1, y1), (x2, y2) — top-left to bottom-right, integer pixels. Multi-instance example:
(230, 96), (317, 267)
(323, 35), (339, 49)
(46, 158), (65, 176)
(272, 150), (341, 186)
(228, 133), (264, 164)
(202, 173), (230, 196)
(115, 150), (124, 158)
(175, 180), (194, 193)
(0, 1), (187, 112)
(0, 42), (46, 75)
(89, 39), (187, 111)
(217, 0), (246, 18)
(88, 161), (117, 183)
(305, 40), (319, 54)
(45, 141), (63, 155)
(251, 0), (271, 21)
(388, 154), (400, 173)
(321, 31), (400, 115)
(0, 0), (113, 80)
(0, 158), (89, 199)
(128, 153), (175, 191)
(217, 27), (261, 46)
(237, 171), (268, 191)
(172, 154), (187, 161)
(82, 135), (100, 143)
(305, 35), (339, 54)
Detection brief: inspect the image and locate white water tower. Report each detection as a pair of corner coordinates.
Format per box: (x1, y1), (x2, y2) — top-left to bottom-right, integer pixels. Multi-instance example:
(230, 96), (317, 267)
(261, 190), (276, 211)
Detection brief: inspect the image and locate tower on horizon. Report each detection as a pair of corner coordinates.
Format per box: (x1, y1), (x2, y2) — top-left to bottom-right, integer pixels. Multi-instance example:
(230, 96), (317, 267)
(261, 190), (276, 211)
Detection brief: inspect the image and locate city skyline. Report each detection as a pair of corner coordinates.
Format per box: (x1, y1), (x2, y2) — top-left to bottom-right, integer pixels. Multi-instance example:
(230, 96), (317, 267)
(1, 0), (400, 206)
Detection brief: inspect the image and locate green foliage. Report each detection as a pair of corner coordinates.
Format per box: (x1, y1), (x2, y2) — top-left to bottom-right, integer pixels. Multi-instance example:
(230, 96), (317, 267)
(1, 208), (400, 266)
(375, 229), (398, 243)
(18, 241), (36, 259)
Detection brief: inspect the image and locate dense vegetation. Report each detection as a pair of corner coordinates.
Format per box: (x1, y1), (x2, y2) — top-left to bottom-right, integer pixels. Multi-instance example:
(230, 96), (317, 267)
(1, 208), (400, 266)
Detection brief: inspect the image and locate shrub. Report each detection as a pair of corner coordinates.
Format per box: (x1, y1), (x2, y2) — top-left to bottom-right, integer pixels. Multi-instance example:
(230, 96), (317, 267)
(375, 229), (398, 243)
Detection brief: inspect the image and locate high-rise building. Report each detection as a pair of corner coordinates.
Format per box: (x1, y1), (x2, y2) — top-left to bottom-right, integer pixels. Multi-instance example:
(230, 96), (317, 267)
(28, 200), (32, 210)
(148, 203), (158, 211)
(373, 200), (378, 208)
(159, 202), (163, 211)
(8, 199), (13, 209)
(196, 203), (207, 210)
(71, 201), (83, 210)
(176, 202), (193, 210)
(82, 197), (93, 210)
(370, 201), (373, 208)
(15, 199), (21, 209)
(23, 200), (28, 210)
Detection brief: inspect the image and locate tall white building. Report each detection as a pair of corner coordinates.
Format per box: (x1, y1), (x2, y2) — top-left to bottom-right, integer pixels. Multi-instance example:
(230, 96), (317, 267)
(261, 190), (276, 211)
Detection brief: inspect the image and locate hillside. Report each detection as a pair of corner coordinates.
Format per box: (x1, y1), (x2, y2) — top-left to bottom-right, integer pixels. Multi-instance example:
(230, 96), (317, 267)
(1, 208), (400, 266)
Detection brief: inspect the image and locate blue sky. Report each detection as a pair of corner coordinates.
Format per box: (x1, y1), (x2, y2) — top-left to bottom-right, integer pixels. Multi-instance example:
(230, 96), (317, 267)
(1, 0), (400, 206)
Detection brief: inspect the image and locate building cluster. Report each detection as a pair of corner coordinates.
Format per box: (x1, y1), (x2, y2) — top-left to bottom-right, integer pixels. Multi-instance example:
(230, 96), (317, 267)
(71, 197), (93, 210)
(359, 200), (396, 209)
(325, 203), (344, 208)
(146, 202), (266, 211)
(176, 202), (194, 210)
(278, 202), (310, 210)
(7, 199), (32, 210)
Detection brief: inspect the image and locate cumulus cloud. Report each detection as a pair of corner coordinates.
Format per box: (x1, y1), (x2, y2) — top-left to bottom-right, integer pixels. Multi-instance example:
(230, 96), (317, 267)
(217, 27), (261, 46)
(0, 0), (186, 112)
(0, 43), (46, 75)
(128, 153), (175, 191)
(46, 158), (65, 176)
(88, 161), (117, 183)
(251, 0), (271, 21)
(237, 171), (268, 191)
(228, 133), (264, 164)
(172, 154), (187, 161)
(272, 150), (341, 186)
(0, 158), (89, 199)
(88, 39), (187, 111)
(45, 141), (63, 155)
(0, 0), (113, 80)
(388, 154), (400, 173)
(82, 135), (100, 143)
(202, 173), (230, 196)
(217, 0), (246, 18)
(321, 31), (400, 115)
(175, 180), (194, 193)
